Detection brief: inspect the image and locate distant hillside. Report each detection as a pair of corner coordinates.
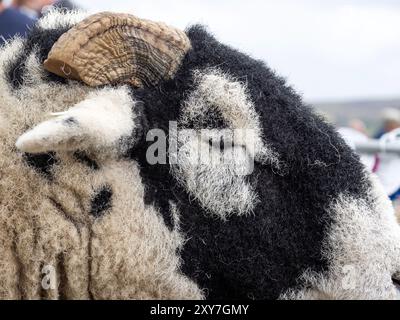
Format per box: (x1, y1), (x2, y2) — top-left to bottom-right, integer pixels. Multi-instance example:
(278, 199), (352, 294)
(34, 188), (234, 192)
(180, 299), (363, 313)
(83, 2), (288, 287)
(311, 98), (400, 132)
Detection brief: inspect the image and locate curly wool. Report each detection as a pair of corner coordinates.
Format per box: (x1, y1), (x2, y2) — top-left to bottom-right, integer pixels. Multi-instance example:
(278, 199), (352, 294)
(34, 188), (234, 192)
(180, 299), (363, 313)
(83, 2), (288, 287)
(0, 9), (399, 300)
(0, 11), (202, 300)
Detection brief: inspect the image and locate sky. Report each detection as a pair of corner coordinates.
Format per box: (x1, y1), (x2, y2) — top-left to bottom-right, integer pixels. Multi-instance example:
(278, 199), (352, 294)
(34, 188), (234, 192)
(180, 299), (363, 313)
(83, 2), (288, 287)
(73, 0), (400, 103)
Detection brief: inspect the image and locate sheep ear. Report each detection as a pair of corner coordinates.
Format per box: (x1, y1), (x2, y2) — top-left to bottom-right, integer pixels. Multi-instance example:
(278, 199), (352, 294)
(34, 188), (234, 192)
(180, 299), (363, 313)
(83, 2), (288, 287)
(16, 88), (135, 154)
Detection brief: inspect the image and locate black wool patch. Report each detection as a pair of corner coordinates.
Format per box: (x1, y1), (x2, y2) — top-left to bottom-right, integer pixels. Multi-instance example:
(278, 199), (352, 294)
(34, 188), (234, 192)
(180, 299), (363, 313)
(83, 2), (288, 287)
(73, 151), (99, 170)
(6, 23), (73, 89)
(63, 117), (78, 126)
(130, 25), (370, 299)
(24, 152), (58, 179)
(90, 186), (113, 219)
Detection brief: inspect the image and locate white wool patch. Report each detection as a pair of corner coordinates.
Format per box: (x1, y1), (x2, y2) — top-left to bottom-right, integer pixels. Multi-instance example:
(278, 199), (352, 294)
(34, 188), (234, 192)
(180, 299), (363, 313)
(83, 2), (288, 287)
(172, 68), (280, 218)
(281, 172), (400, 300)
(169, 201), (182, 231)
(22, 51), (47, 86)
(37, 8), (88, 30)
(0, 38), (24, 93)
(171, 130), (259, 219)
(16, 86), (136, 155)
(180, 69), (282, 168)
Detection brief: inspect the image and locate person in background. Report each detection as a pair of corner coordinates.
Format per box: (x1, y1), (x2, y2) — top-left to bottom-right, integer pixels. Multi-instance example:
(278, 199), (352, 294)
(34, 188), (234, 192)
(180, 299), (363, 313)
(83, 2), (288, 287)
(348, 118), (368, 136)
(12, 0), (54, 19)
(374, 107), (400, 139)
(12, 0), (79, 19)
(0, 0), (35, 45)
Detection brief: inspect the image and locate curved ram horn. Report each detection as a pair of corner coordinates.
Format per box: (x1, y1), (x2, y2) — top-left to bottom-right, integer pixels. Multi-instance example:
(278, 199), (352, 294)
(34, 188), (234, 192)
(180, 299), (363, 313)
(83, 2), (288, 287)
(43, 12), (191, 87)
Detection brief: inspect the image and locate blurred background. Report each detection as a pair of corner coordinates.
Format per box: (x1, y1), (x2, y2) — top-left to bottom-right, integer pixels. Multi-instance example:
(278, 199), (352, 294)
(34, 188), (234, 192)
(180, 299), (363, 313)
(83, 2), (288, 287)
(1, 0), (400, 216)
(2, 0), (399, 132)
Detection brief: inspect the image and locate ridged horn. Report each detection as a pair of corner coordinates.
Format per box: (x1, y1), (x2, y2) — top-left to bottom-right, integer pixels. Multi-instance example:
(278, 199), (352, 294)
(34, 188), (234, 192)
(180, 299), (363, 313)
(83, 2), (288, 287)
(43, 12), (191, 87)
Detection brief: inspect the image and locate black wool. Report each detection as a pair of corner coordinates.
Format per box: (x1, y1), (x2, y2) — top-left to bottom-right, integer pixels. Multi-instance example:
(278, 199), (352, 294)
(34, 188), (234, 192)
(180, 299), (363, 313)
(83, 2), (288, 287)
(6, 23), (70, 89)
(24, 152), (58, 179)
(90, 185), (113, 219)
(131, 25), (369, 299)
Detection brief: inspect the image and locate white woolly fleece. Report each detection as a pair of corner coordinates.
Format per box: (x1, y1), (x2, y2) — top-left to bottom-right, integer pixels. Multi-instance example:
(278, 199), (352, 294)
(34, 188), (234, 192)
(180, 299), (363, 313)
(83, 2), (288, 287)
(171, 129), (259, 219)
(180, 69), (282, 168)
(37, 8), (89, 30)
(281, 173), (400, 300)
(172, 69), (283, 218)
(0, 16), (203, 299)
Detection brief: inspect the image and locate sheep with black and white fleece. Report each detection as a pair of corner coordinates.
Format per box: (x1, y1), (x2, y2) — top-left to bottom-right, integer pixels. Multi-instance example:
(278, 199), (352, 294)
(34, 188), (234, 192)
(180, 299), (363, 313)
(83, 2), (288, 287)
(0, 9), (399, 300)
